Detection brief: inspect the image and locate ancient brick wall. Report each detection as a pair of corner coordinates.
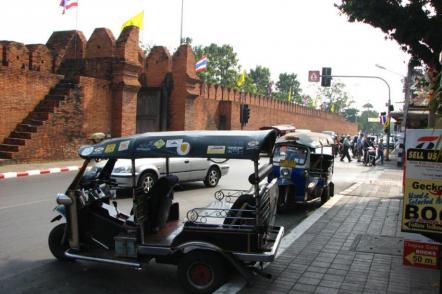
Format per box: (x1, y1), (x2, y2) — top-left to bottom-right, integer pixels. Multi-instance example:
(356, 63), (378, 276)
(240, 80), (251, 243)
(11, 87), (85, 161)
(0, 66), (62, 142)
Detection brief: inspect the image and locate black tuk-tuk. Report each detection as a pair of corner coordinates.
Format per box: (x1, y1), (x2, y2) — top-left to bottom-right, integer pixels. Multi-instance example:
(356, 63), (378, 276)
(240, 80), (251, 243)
(269, 131), (335, 211)
(48, 130), (284, 293)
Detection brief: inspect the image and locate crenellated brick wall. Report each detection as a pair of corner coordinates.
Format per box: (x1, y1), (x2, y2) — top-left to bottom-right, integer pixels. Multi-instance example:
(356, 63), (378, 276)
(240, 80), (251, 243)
(0, 26), (356, 162)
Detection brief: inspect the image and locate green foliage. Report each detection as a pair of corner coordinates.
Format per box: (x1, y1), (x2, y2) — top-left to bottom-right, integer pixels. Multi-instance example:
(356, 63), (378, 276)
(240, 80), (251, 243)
(362, 103), (374, 110)
(193, 44), (241, 88)
(336, 0), (442, 70)
(275, 73), (302, 103)
(358, 110), (383, 134)
(316, 82), (353, 113)
(344, 107), (360, 123)
(248, 66), (272, 96)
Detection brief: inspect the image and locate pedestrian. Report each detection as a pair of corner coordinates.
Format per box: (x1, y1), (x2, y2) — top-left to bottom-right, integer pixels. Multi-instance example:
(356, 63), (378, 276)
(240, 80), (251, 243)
(376, 138), (385, 165)
(356, 133), (363, 162)
(340, 135), (352, 162)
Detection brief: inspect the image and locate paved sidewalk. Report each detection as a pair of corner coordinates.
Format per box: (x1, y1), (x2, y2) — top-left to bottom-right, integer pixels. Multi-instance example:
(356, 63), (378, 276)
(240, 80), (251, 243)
(241, 161), (440, 294)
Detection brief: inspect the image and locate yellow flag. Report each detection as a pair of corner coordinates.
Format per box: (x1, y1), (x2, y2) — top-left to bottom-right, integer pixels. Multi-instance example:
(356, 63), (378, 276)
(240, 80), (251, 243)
(330, 103), (335, 113)
(121, 11), (144, 31)
(287, 87), (292, 103)
(236, 71), (246, 87)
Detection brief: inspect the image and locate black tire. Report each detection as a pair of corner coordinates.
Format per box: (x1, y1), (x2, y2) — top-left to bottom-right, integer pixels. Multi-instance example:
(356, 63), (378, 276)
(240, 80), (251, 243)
(320, 186), (330, 204)
(178, 251), (227, 294)
(138, 171), (157, 194)
(48, 223), (72, 261)
(204, 167), (220, 188)
(277, 186), (290, 213)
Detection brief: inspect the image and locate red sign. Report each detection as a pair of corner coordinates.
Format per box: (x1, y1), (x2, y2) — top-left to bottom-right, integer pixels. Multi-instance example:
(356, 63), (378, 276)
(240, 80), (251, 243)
(308, 71), (320, 82)
(403, 240), (439, 269)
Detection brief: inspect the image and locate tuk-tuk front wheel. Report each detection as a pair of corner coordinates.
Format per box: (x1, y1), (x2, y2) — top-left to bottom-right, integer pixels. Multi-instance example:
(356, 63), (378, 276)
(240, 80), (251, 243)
(277, 186), (290, 213)
(48, 223), (73, 262)
(178, 251), (226, 294)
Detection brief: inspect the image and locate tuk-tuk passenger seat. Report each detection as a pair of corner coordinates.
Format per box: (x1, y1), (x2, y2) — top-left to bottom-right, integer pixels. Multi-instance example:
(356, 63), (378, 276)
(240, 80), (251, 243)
(145, 175), (179, 233)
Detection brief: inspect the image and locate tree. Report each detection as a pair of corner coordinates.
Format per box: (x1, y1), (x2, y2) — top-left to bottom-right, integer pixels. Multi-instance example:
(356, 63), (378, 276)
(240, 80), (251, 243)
(362, 103), (374, 111)
(358, 110), (383, 134)
(248, 66), (272, 96)
(343, 107), (359, 123)
(336, 1), (442, 71)
(193, 44), (240, 88)
(274, 73), (302, 103)
(316, 81), (353, 113)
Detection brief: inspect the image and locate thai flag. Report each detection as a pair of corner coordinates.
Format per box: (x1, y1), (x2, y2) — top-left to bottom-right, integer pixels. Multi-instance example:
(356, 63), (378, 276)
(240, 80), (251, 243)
(195, 56), (208, 73)
(380, 114), (386, 124)
(60, 0), (78, 14)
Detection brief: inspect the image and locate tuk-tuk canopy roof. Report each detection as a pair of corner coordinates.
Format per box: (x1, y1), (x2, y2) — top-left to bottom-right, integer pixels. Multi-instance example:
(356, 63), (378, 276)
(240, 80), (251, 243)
(275, 131), (334, 149)
(78, 130), (276, 160)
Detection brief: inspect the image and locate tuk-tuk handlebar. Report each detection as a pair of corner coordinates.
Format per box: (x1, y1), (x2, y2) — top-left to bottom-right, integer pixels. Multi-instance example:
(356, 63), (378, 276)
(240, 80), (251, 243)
(248, 164), (273, 185)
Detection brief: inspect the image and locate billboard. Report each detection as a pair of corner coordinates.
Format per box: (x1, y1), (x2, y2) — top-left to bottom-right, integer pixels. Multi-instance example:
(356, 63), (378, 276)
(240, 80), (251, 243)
(402, 129), (442, 234)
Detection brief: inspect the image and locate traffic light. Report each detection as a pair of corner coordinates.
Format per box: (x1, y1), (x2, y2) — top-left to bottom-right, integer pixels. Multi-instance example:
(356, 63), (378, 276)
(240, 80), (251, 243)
(321, 67), (332, 87)
(240, 104), (250, 125)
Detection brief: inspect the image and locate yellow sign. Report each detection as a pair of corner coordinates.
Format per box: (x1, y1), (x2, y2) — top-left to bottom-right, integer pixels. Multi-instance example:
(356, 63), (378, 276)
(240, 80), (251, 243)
(280, 159), (296, 168)
(104, 144), (116, 153)
(405, 252), (437, 267)
(154, 139), (165, 149)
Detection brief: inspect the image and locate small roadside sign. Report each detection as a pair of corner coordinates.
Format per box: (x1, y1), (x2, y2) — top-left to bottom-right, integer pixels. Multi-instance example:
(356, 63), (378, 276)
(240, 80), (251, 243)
(308, 71), (320, 82)
(403, 240), (439, 269)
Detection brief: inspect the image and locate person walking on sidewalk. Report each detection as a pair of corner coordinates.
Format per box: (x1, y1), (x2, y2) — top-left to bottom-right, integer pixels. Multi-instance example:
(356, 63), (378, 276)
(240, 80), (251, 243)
(376, 138), (385, 165)
(340, 135), (352, 162)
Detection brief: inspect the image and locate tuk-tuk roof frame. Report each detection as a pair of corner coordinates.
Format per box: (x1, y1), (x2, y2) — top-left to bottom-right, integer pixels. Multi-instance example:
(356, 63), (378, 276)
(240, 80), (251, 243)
(275, 131), (334, 149)
(78, 130), (277, 161)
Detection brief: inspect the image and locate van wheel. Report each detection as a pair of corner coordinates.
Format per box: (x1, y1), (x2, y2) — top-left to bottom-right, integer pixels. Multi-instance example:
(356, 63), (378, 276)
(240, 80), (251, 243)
(204, 167), (220, 187)
(48, 223), (73, 261)
(178, 251), (226, 294)
(321, 186), (330, 204)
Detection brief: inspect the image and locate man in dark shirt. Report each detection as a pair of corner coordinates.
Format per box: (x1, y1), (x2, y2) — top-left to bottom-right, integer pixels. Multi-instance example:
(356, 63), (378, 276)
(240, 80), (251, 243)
(376, 138), (385, 165)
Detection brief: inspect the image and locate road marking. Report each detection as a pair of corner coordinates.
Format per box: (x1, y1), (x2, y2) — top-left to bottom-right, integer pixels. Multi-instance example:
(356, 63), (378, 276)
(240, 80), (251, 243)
(215, 182), (360, 294)
(0, 198), (53, 211)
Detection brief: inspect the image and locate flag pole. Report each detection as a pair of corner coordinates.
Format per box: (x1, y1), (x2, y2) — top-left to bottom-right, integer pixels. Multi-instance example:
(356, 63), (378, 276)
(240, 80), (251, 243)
(180, 0), (184, 44)
(74, 0), (79, 60)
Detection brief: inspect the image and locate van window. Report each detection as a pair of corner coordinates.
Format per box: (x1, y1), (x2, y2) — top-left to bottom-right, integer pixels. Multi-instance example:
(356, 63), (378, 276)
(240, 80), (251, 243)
(273, 144), (307, 165)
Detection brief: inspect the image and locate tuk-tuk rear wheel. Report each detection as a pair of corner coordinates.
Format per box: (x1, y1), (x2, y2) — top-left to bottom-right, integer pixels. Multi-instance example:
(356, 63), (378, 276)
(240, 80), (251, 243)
(321, 186), (330, 204)
(178, 251), (226, 294)
(48, 223), (73, 262)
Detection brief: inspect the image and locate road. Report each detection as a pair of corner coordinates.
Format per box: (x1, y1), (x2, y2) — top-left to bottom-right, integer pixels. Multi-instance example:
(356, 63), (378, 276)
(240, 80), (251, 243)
(0, 159), (375, 293)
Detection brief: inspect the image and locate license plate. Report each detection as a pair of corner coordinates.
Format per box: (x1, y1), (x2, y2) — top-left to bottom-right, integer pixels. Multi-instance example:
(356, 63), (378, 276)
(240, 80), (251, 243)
(280, 159), (296, 168)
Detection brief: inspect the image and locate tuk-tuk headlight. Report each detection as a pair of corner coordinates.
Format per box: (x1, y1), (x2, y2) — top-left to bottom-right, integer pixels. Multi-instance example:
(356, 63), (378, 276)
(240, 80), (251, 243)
(280, 167), (291, 179)
(307, 182), (317, 191)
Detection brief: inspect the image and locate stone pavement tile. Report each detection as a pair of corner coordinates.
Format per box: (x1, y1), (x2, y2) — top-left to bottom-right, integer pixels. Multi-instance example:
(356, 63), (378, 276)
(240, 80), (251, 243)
(302, 271), (325, 280)
(311, 261), (332, 269)
(306, 266), (329, 274)
(340, 282), (365, 292)
(319, 279), (342, 289)
(387, 283), (410, 294)
(298, 276), (322, 286)
(277, 271), (301, 281)
(338, 290), (362, 294)
(364, 278), (388, 292)
(291, 283), (317, 293)
(322, 274), (345, 283)
(261, 289), (291, 294)
(330, 263), (350, 271)
(409, 288), (438, 294)
(325, 268), (348, 277)
(314, 286), (339, 294)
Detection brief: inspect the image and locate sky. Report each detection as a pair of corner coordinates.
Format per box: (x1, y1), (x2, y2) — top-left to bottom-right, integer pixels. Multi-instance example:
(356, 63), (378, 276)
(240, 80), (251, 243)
(1, 0), (410, 114)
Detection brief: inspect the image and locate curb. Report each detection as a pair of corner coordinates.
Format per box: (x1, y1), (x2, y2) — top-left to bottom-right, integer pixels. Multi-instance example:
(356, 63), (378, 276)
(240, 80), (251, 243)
(0, 166), (79, 180)
(214, 182), (361, 294)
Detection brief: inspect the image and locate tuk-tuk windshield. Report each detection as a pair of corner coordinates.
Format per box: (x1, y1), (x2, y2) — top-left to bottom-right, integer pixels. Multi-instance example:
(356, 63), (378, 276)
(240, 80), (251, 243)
(273, 144), (308, 165)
